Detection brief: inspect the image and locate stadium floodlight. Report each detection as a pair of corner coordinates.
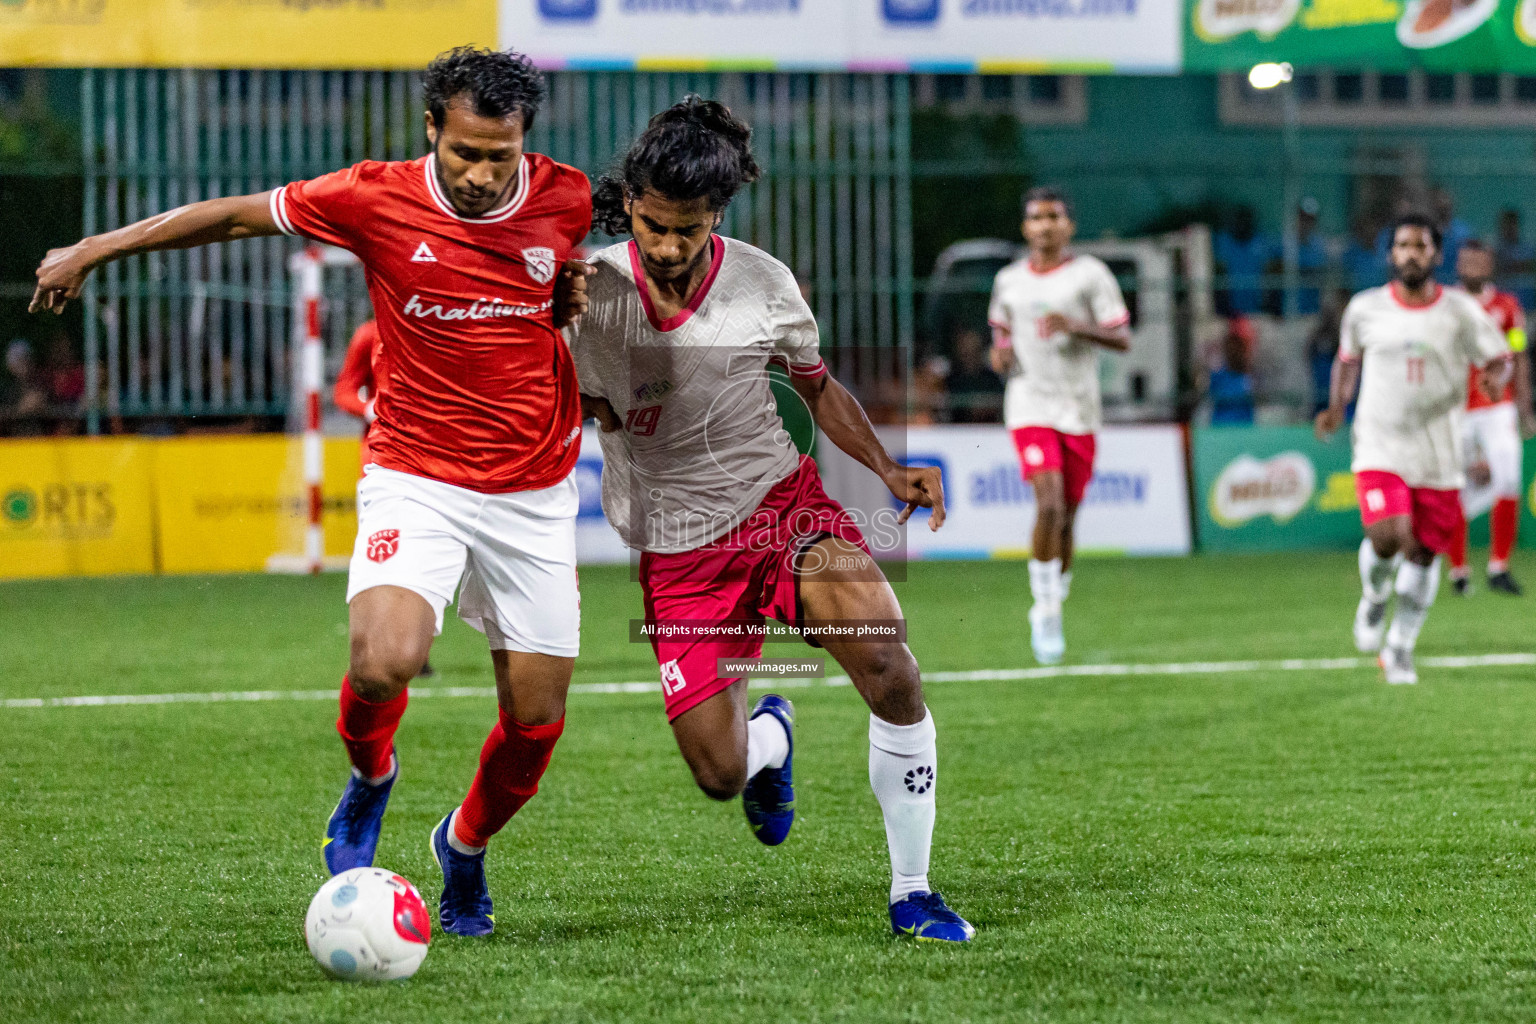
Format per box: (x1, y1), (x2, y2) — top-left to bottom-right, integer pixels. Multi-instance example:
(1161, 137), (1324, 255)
(1248, 62), (1294, 90)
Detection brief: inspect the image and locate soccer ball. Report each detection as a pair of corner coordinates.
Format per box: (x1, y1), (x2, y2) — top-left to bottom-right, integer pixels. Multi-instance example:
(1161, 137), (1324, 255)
(304, 868), (431, 981)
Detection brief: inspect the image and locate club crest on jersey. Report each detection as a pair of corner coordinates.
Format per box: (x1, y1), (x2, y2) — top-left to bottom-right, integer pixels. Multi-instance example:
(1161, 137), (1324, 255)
(366, 529), (400, 563)
(633, 380), (673, 403)
(411, 242), (437, 263)
(523, 246), (557, 285)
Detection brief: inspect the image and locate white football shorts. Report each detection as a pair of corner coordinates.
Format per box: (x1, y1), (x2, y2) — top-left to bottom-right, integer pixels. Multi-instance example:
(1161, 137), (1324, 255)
(345, 464), (580, 658)
(1461, 402), (1524, 520)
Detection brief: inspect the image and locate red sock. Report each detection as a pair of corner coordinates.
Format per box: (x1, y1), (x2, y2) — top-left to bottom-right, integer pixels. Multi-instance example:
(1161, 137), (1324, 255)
(1490, 497), (1520, 571)
(1449, 516), (1469, 574)
(336, 675), (407, 779)
(454, 711), (565, 849)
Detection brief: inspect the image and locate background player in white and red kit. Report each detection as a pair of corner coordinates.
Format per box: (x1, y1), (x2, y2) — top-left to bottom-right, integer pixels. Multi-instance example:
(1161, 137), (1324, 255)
(1316, 215), (1511, 685)
(569, 98), (974, 942)
(1448, 241), (1535, 596)
(31, 48), (594, 936)
(987, 188), (1130, 665)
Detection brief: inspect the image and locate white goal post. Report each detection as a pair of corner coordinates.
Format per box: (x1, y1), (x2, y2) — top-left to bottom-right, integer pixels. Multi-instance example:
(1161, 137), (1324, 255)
(266, 244), (360, 575)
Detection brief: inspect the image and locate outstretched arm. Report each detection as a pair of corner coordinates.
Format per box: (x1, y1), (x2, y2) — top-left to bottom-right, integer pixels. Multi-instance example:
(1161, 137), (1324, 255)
(790, 371), (945, 530)
(31, 192), (281, 314)
(1314, 356), (1361, 439)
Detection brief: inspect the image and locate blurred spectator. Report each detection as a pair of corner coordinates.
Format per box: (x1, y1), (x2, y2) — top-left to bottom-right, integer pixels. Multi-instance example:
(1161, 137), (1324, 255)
(45, 327), (85, 411)
(1213, 205), (1277, 317)
(1430, 188), (1473, 286)
(1291, 196), (1328, 315)
(2, 338), (48, 436)
(1495, 207), (1536, 311)
(1341, 215), (1388, 294)
(1306, 289), (1350, 415)
(944, 328), (1003, 423)
(1206, 319), (1256, 426)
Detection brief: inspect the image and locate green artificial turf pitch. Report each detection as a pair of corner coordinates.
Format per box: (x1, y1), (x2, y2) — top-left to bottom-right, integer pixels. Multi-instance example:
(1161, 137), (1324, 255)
(3, 551), (1536, 1023)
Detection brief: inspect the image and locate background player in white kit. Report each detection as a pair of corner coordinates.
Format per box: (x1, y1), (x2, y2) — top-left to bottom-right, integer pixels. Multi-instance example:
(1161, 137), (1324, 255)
(1316, 214), (1511, 685)
(570, 98), (974, 942)
(987, 187), (1130, 665)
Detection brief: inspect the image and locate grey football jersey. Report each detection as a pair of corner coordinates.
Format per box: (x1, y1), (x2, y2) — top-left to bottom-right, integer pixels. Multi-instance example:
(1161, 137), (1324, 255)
(569, 236), (825, 554)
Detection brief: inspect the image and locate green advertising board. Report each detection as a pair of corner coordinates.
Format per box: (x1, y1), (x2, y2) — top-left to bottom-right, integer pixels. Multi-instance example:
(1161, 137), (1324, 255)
(1185, 0), (1536, 71)
(1193, 425), (1536, 552)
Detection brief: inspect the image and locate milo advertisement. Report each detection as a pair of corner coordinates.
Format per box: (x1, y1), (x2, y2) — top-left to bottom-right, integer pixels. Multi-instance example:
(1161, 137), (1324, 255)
(1186, 0), (1536, 70)
(1193, 425), (1536, 552)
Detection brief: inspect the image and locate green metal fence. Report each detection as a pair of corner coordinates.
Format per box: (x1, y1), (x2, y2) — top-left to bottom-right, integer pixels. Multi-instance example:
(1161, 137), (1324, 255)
(78, 69), (915, 431)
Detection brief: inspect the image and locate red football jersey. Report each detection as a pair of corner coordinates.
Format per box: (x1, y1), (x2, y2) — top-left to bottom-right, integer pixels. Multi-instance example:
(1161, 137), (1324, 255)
(1467, 286), (1522, 410)
(272, 152), (591, 493)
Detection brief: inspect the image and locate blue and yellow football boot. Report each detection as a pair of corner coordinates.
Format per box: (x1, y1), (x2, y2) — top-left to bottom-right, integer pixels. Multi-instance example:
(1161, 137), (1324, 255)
(890, 891), (976, 943)
(742, 694), (795, 846)
(323, 752), (396, 875)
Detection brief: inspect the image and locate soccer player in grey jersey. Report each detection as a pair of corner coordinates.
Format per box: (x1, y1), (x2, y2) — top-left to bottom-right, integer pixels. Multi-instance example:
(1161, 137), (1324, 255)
(568, 97), (974, 942)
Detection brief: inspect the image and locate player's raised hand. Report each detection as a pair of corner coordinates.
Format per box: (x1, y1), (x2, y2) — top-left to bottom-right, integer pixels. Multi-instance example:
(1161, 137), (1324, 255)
(581, 393), (622, 433)
(1314, 406), (1344, 440)
(30, 240), (99, 315)
(887, 463), (946, 531)
(553, 259), (596, 329)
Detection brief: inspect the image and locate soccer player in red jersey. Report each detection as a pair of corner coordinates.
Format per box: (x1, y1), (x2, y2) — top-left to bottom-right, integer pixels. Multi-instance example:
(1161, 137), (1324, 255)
(1448, 241), (1535, 596)
(32, 48), (594, 936)
(570, 99), (973, 942)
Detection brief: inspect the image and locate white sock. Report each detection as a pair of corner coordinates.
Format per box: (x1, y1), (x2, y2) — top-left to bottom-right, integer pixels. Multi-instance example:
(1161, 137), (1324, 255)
(446, 807), (485, 856)
(1060, 570), (1073, 603)
(1028, 558), (1062, 611)
(746, 712), (789, 778)
(869, 709), (937, 904)
(1358, 538), (1396, 605)
(353, 754), (397, 788)
(1386, 558), (1440, 653)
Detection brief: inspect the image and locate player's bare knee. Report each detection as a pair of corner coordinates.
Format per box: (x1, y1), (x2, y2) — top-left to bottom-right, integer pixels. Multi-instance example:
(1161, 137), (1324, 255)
(349, 635), (426, 698)
(690, 757), (747, 801)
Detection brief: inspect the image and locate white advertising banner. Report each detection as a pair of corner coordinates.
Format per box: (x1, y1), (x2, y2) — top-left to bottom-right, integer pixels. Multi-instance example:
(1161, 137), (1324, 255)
(503, 0), (851, 71)
(500, 0), (1181, 73)
(817, 423), (1192, 558)
(851, 0), (1182, 74)
(573, 423), (1192, 565)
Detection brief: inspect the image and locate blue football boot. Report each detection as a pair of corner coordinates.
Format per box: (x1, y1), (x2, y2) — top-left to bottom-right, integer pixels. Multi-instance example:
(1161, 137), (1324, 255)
(430, 813), (494, 937)
(742, 694), (795, 846)
(322, 752), (396, 875)
(890, 891), (976, 943)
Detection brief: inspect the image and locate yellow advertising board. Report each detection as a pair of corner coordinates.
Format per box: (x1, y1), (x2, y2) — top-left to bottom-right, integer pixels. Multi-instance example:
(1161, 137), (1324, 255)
(0, 0), (494, 69)
(0, 438), (156, 579)
(153, 435), (360, 574)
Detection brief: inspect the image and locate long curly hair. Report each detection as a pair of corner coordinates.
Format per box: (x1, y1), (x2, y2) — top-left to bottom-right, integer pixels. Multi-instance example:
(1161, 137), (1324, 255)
(592, 96), (762, 236)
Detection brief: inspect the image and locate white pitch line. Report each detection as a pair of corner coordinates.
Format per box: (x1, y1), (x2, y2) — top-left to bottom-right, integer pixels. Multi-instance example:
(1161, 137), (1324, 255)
(4, 653), (1533, 710)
